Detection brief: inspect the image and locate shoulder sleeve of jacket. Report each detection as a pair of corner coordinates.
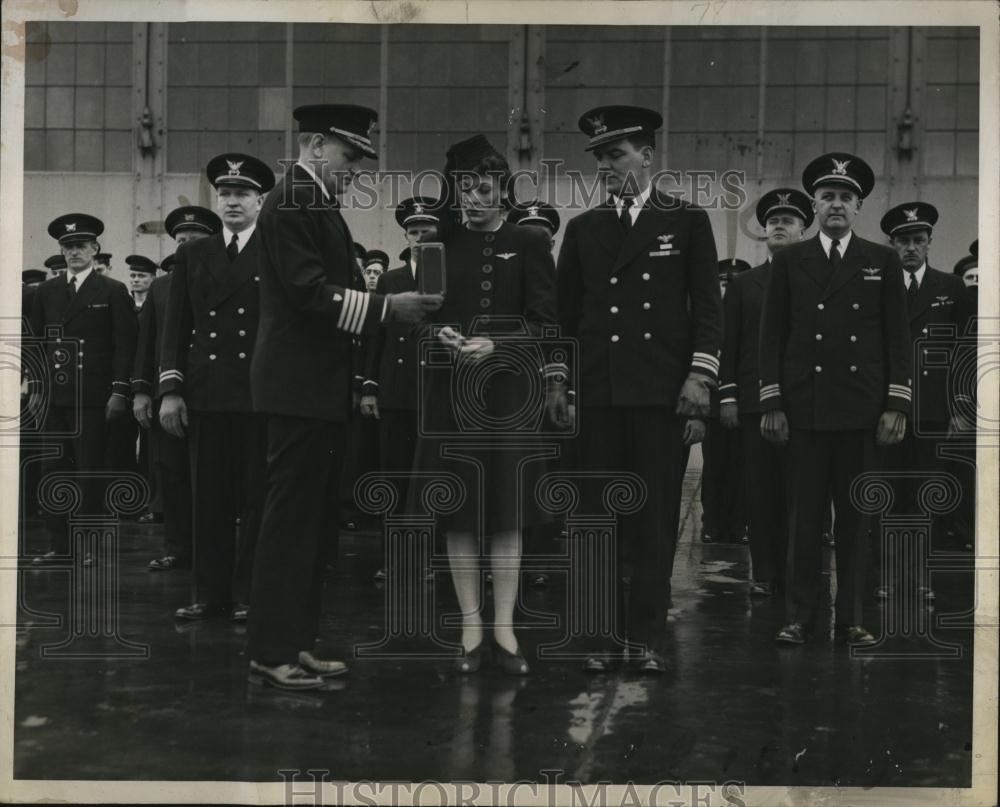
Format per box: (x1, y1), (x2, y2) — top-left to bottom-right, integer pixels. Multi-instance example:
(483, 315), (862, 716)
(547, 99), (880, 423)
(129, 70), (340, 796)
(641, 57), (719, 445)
(758, 249), (789, 412)
(719, 273), (742, 405)
(258, 193), (387, 336)
(158, 245), (194, 398)
(685, 206), (722, 383)
(881, 247), (913, 415)
(555, 215), (583, 394)
(945, 273), (976, 409)
(131, 284), (157, 395)
(110, 279), (138, 399)
(363, 272), (390, 395)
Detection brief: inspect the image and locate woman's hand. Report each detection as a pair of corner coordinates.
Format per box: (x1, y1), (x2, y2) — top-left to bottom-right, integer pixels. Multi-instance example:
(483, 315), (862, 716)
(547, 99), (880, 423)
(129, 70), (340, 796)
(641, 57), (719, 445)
(437, 326), (465, 351)
(458, 336), (494, 364)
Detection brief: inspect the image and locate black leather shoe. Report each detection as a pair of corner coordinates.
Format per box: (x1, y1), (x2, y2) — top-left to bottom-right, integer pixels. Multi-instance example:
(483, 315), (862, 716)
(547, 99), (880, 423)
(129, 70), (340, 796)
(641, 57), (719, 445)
(174, 602), (225, 621)
(700, 531), (714, 544)
(372, 568), (386, 582)
(455, 642), (485, 674)
(31, 551), (58, 566)
(775, 623), (807, 645)
(631, 650), (667, 675)
(298, 651), (348, 677)
(874, 585), (892, 600)
(750, 581), (773, 596)
(528, 572), (549, 588)
(492, 639), (529, 675)
(248, 660), (324, 690)
(230, 603), (249, 622)
(582, 654), (615, 674)
(138, 511), (163, 524)
(835, 624), (876, 646)
(149, 555), (188, 572)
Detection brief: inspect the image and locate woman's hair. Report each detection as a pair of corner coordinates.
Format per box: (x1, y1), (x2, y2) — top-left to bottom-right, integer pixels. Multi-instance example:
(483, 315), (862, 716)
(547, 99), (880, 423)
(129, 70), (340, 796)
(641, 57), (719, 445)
(438, 150), (514, 242)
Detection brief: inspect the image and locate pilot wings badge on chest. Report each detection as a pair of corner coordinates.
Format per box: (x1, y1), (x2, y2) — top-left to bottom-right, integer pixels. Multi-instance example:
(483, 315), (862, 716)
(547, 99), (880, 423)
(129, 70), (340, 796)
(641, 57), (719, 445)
(648, 233), (680, 259)
(862, 266), (882, 281)
(496, 252), (517, 260)
(930, 295), (954, 308)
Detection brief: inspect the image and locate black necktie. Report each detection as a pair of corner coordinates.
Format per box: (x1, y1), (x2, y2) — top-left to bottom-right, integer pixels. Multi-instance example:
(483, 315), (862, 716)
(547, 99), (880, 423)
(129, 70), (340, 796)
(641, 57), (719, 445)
(829, 238), (841, 270)
(907, 273), (919, 306)
(227, 233), (239, 262)
(619, 197), (634, 232)
(67, 275), (77, 298)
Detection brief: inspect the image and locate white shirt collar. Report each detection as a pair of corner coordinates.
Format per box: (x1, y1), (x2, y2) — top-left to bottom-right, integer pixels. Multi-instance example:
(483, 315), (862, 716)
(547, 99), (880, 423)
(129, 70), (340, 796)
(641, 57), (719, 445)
(906, 263), (927, 287)
(223, 222), (256, 253)
(819, 229), (852, 258)
(67, 265), (93, 287)
(614, 184), (652, 212)
(296, 160), (331, 201)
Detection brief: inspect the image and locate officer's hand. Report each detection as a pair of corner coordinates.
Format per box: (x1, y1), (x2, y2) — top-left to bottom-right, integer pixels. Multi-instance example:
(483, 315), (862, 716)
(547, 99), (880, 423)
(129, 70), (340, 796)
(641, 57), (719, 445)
(133, 392), (153, 429)
(436, 325), (465, 350)
(360, 394), (380, 419)
(105, 394), (128, 422)
(947, 412), (974, 436)
(27, 392), (44, 423)
(676, 375), (711, 418)
(160, 393), (189, 439)
(876, 410), (907, 446)
(761, 410), (789, 445)
(458, 336), (494, 364)
(682, 418), (706, 446)
(546, 384), (571, 429)
(387, 292), (444, 325)
(720, 401), (740, 429)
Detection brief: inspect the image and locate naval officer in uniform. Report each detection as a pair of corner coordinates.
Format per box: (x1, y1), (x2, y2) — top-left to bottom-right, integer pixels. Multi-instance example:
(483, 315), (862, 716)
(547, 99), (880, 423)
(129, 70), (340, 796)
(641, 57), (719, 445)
(759, 153), (911, 647)
(247, 104), (441, 690)
(554, 105), (722, 673)
(719, 188), (813, 594)
(159, 154), (275, 621)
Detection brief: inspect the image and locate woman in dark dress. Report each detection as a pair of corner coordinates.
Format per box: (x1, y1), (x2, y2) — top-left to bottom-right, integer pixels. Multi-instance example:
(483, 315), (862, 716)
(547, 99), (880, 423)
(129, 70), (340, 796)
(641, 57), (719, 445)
(410, 135), (558, 674)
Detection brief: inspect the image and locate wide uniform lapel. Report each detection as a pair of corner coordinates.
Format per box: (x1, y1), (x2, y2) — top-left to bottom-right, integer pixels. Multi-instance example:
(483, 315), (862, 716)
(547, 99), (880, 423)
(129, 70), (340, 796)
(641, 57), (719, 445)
(821, 233), (867, 300)
(62, 270), (102, 324)
(908, 267), (941, 322)
(799, 235), (835, 291)
(204, 230), (261, 310)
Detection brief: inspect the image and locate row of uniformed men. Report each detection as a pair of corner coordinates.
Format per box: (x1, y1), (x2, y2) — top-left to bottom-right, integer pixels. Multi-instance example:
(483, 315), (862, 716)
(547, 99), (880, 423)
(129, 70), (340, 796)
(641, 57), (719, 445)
(23, 100), (983, 684)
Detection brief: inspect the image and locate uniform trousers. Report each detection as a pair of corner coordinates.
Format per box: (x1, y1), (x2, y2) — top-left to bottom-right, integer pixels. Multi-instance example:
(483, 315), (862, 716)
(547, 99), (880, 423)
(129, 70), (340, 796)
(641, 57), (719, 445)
(188, 410), (267, 607)
(577, 405), (686, 655)
(39, 405), (111, 553)
(786, 428), (874, 627)
(377, 408), (418, 511)
(150, 404), (192, 562)
(700, 418), (746, 540)
(741, 414), (788, 585)
(248, 415), (346, 665)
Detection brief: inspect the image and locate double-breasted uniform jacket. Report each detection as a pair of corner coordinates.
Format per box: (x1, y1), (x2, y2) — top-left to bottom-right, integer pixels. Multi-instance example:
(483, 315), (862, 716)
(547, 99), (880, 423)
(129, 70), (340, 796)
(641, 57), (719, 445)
(905, 266), (973, 425)
(252, 164), (388, 422)
(758, 233), (912, 431)
(556, 189), (723, 406)
(363, 264), (419, 411)
(720, 262), (769, 414)
(131, 275), (172, 399)
(158, 231), (262, 413)
(28, 271), (137, 408)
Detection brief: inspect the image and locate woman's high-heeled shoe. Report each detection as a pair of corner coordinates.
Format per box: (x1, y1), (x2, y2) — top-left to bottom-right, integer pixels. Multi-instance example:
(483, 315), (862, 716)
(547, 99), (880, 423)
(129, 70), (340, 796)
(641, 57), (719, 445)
(455, 642), (485, 674)
(492, 639), (529, 675)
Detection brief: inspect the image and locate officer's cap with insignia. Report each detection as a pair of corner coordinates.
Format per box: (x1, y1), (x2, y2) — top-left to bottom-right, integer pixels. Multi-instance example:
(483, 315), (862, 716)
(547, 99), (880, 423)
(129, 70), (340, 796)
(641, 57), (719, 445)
(508, 200), (561, 235)
(399, 246), (411, 263)
(164, 205), (223, 239)
(206, 152), (275, 193)
(44, 254), (67, 271)
(880, 202), (939, 238)
(160, 253), (176, 274)
(125, 255), (158, 275)
(395, 196), (444, 229)
(578, 105), (663, 152)
(47, 213), (104, 244)
(718, 258), (752, 277)
(22, 269), (47, 284)
(755, 188), (814, 229)
(801, 152), (875, 199)
(364, 249), (389, 269)
(294, 104), (378, 159)
(953, 254), (977, 278)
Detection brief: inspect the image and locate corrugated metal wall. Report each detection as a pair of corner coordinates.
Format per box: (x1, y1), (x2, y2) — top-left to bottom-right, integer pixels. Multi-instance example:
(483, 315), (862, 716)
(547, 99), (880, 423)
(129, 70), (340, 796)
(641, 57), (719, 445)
(21, 22), (979, 281)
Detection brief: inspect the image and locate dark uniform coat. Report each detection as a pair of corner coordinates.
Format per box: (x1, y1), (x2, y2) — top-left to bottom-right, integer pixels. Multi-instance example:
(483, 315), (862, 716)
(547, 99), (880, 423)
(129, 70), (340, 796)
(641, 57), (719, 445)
(759, 234), (913, 428)
(363, 264), (420, 411)
(132, 275), (171, 399)
(720, 263), (769, 414)
(29, 271), (136, 408)
(159, 231), (262, 412)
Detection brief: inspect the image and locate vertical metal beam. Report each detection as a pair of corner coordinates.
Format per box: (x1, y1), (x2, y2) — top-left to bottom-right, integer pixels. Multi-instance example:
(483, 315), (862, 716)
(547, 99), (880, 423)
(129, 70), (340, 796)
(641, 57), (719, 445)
(525, 25), (545, 178)
(507, 26), (526, 170)
(660, 26), (672, 171)
(379, 24), (389, 171)
(755, 26), (768, 183)
(130, 22), (167, 268)
(285, 23), (294, 160)
(887, 26), (918, 203)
